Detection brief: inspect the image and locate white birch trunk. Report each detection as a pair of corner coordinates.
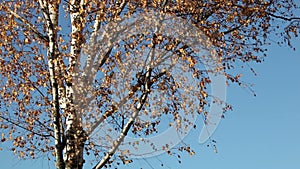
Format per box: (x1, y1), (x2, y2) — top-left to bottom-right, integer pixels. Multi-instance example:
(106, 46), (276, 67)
(64, 0), (87, 168)
(38, 0), (65, 168)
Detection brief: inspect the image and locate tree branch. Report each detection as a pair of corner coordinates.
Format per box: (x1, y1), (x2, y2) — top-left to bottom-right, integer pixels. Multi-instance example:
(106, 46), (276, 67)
(92, 75), (152, 169)
(84, 0), (128, 77)
(37, 0), (65, 168)
(266, 12), (300, 21)
(92, 44), (160, 169)
(1, 5), (49, 42)
(87, 68), (167, 137)
(0, 115), (52, 138)
(222, 25), (243, 35)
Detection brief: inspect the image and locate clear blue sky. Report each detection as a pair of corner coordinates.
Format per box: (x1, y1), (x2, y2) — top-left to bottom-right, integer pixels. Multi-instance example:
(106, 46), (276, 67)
(1, 36), (299, 169)
(115, 38), (300, 169)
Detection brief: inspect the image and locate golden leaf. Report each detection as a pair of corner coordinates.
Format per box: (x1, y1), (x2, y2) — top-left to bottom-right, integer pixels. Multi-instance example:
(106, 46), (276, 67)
(24, 38), (30, 44)
(19, 151), (25, 158)
(9, 133), (12, 140)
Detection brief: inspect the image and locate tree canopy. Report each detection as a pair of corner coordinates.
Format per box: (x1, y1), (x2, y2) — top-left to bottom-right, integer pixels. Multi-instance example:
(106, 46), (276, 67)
(0, 0), (299, 169)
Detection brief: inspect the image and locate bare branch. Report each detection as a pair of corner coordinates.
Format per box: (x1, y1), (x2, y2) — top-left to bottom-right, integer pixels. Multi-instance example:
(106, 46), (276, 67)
(266, 12), (300, 21)
(222, 25), (243, 35)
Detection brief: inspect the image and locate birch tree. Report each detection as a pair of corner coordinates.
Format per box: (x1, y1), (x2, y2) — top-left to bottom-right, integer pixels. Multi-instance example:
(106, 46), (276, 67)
(0, 0), (299, 169)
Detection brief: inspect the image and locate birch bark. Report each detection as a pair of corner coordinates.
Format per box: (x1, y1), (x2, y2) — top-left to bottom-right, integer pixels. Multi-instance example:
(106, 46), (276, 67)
(64, 0), (87, 169)
(37, 0), (65, 168)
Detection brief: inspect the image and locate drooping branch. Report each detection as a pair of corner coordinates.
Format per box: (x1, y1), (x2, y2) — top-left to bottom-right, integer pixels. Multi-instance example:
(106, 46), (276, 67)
(0, 5), (49, 42)
(0, 115), (52, 138)
(266, 12), (300, 21)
